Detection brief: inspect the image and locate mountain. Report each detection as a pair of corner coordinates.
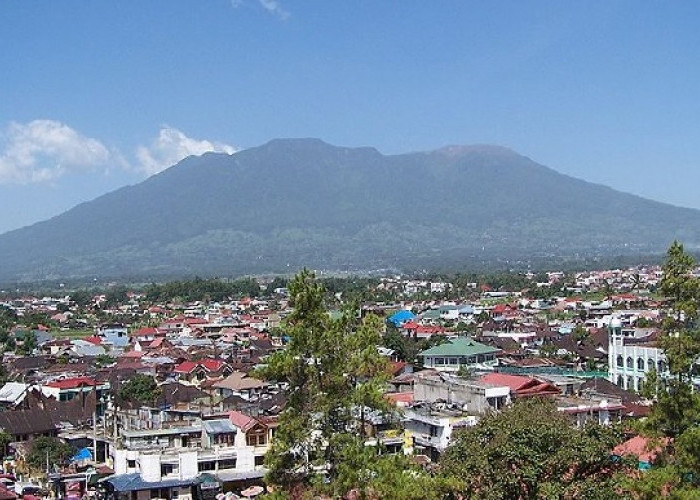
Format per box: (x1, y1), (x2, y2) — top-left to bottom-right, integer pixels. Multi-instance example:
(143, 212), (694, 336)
(0, 138), (698, 281)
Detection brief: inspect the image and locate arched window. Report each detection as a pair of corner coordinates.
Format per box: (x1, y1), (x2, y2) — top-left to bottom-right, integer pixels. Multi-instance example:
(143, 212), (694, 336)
(637, 358), (645, 371)
(648, 358), (655, 372)
(616, 375), (624, 387)
(626, 356), (633, 369)
(627, 376), (635, 390)
(617, 355), (624, 368)
(658, 360), (667, 373)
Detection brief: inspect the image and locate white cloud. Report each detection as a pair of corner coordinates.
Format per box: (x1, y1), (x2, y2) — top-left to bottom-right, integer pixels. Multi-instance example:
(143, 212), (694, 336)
(135, 126), (237, 176)
(0, 120), (111, 184)
(231, 0), (290, 19)
(258, 0), (290, 19)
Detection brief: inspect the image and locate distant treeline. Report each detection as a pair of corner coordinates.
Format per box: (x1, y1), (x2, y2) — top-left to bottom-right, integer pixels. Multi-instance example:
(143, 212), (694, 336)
(143, 277), (276, 302)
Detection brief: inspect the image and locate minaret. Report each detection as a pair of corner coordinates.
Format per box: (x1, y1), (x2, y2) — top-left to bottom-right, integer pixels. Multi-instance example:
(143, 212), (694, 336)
(608, 317), (623, 383)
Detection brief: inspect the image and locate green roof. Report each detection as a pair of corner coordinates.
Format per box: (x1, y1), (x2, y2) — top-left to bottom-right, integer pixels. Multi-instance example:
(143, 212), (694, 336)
(421, 309), (441, 320)
(419, 337), (499, 357)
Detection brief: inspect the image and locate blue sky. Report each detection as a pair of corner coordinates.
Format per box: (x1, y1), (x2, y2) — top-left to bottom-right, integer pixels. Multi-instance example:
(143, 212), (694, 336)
(1, 1), (699, 233)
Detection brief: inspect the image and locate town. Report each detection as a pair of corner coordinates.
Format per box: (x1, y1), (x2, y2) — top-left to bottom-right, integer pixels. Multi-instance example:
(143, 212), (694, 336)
(0, 244), (698, 499)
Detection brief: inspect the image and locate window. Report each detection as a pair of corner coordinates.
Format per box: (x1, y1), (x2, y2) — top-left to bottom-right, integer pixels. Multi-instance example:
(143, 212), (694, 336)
(198, 461), (216, 472)
(616, 355), (623, 368)
(627, 377), (635, 390)
(215, 433), (235, 446)
(161, 464), (177, 476)
(626, 357), (633, 369)
(127, 460), (136, 469)
(648, 358), (655, 371)
(658, 360), (667, 373)
(637, 358), (644, 371)
(247, 432), (267, 447)
(254, 455), (265, 467)
(218, 459), (236, 470)
(616, 375), (624, 387)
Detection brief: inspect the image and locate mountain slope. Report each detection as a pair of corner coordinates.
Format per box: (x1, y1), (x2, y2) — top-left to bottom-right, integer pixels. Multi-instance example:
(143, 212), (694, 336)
(0, 139), (697, 280)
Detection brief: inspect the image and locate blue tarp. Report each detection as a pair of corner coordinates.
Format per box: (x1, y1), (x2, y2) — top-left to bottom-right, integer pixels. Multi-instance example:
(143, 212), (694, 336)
(71, 447), (92, 462)
(387, 310), (416, 327)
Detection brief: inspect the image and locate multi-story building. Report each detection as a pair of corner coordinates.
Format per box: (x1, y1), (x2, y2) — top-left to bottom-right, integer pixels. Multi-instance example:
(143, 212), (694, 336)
(607, 318), (667, 391)
(110, 411), (275, 492)
(418, 338), (500, 372)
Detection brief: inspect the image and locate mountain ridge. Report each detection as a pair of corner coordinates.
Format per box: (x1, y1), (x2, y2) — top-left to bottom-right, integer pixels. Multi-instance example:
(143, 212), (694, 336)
(0, 139), (697, 281)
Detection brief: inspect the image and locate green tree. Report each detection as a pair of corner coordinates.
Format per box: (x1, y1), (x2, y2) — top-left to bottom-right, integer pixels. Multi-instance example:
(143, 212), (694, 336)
(70, 289), (93, 308)
(26, 436), (74, 471)
(15, 330), (37, 355)
(95, 354), (115, 367)
(0, 430), (11, 459)
(648, 241), (700, 438)
(118, 374), (161, 407)
(626, 242), (700, 496)
(257, 270), (416, 497)
(438, 398), (623, 499)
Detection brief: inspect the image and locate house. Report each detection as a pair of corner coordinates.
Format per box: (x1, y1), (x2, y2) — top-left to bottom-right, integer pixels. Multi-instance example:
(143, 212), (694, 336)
(0, 383), (30, 410)
(0, 408), (58, 443)
(403, 404), (478, 461)
(557, 396), (624, 427)
(418, 337), (500, 372)
(110, 410), (274, 493)
(97, 323), (129, 348)
(173, 360), (233, 386)
(412, 371), (510, 413)
(211, 372), (268, 401)
(41, 377), (110, 415)
(479, 373), (560, 398)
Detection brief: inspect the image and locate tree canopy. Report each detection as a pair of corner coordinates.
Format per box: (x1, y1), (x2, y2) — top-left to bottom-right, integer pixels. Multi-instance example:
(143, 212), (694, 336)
(26, 436), (74, 472)
(439, 397), (624, 499)
(118, 374), (161, 407)
(258, 269), (442, 498)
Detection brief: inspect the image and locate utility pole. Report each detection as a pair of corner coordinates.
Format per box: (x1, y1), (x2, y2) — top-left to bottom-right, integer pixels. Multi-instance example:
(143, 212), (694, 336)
(93, 409), (97, 464)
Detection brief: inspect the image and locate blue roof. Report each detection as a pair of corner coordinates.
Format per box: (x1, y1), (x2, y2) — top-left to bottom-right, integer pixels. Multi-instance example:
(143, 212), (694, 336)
(71, 447), (92, 461)
(101, 473), (198, 492)
(387, 310), (416, 326)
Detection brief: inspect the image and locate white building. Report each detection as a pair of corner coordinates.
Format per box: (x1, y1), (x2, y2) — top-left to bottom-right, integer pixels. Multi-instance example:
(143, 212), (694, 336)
(607, 318), (667, 391)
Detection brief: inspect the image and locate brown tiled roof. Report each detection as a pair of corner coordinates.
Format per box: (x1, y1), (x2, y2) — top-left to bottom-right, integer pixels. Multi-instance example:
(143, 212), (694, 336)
(0, 408), (57, 436)
(580, 377), (641, 405)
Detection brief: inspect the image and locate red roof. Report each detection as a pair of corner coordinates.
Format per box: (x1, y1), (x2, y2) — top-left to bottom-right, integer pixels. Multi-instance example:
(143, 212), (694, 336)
(385, 392), (414, 405)
(480, 373), (560, 397)
(388, 361), (407, 376)
(174, 361), (198, 374)
(200, 359), (226, 372)
(0, 487), (17, 500)
(149, 337), (165, 348)
(415, 325), (445, 334)
(133, 327), (158, 336)
(492, 303), (515, 314)
(612, 435), (670, 463)
(229, 410), (257, 431)
(122, 350), (145, 358)
(174, 359), (227, 374)
(185, 318), (207, 325)
(46, 376), (97, 389)
(83, 336), (103, 345)
(400, 321), (421, 330)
